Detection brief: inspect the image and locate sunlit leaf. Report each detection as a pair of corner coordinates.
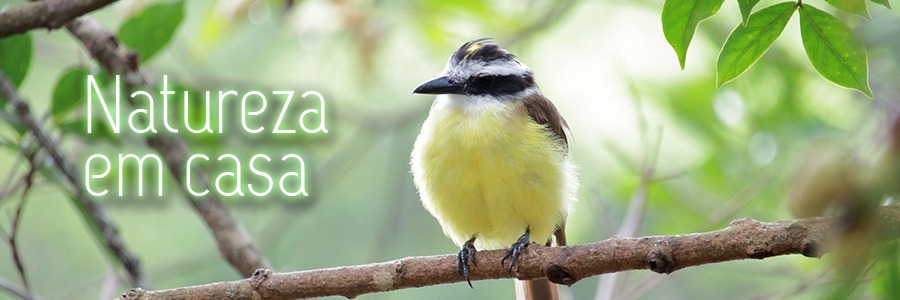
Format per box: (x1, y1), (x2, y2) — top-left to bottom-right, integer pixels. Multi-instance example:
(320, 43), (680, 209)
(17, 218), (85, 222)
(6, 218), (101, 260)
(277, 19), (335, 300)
(870, 0), (892, 9)
(117, 0), (185, 63)
(827, 0), (871, 19)
(717, 2), (797, 87)
(799, 4), (872, 98)
(662, 0), (725, 69)
(52, 67), (91, 122)
(0, 33), (32, 105)
(738, 0), (762, 25)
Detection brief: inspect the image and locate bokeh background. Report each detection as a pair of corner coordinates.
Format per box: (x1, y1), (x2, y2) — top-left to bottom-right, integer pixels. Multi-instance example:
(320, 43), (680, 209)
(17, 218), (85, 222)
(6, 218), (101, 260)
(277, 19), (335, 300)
(1, 0), (899, 299)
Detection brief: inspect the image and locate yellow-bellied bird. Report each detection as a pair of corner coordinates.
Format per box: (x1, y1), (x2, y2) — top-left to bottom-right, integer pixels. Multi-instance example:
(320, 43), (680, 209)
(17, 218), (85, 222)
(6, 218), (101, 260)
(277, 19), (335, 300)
(411, 38), (577, 298)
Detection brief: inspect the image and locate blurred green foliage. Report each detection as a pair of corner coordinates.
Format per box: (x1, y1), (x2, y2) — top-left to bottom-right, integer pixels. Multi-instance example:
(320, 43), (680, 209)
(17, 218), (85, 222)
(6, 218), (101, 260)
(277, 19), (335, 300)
(117, 0), (186, 63)
(51, 67), (91, 122)
(663, 0), (881, 97)
(0, 33), (31, 104)
(0, 0), (898, 299)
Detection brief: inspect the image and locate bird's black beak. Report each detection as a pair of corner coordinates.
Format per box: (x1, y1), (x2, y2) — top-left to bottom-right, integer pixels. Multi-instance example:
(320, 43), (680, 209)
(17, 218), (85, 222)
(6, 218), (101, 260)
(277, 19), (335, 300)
(413, 76), (465, 95)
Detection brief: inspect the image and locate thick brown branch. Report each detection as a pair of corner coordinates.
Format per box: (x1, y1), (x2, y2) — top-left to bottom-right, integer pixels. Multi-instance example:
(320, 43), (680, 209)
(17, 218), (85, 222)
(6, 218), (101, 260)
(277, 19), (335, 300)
(0, 71), (147, 288)
(65, 17), (270, 277)
(122, 206), (900, 300)
(0, 0), (118, 38)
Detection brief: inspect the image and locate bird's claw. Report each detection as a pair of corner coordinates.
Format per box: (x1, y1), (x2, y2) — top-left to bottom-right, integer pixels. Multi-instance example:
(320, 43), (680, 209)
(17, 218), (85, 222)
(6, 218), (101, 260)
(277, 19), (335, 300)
(456, 239), (477, 288)
(501, 230), (531, 276)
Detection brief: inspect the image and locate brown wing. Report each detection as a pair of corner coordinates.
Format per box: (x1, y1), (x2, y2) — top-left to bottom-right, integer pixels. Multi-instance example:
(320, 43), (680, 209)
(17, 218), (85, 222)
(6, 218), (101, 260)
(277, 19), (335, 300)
(522, 93), (570, 151)
(524, 93), (570, 248)
(521, 94), (569, 300)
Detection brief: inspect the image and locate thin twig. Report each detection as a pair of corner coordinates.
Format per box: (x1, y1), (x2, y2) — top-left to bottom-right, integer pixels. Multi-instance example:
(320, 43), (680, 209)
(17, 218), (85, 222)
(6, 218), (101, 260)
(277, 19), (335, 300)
(0, 70), (147, 287)
(0, 113), (53, 205)
(0, 138), (28, 206)
(0, 277), (34, 300)
(585, 184), (615, 238)
(0, 174), (26, 207)
(98, 266), (122, 300)
(504, 0), (580, 47)
(5, 145), (41, 291)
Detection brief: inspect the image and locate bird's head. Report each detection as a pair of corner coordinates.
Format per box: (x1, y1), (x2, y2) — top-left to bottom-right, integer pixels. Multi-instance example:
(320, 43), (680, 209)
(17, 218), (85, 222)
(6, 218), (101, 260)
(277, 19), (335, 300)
(414, 38), (537, 99)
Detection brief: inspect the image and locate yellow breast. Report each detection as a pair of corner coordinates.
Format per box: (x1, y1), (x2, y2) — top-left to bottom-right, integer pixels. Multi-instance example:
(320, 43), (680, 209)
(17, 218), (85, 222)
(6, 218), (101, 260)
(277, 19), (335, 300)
(411, 95), (573, 250)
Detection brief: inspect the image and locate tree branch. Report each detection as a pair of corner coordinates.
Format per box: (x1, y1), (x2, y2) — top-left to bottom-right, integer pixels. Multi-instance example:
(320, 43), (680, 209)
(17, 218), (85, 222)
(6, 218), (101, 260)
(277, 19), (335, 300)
(4, 147), (41, 292)
(0, 71), (147, 287)
(64, 17), (271, 277)
(121, 205), (900, 300)
(0, 0), (118, 38)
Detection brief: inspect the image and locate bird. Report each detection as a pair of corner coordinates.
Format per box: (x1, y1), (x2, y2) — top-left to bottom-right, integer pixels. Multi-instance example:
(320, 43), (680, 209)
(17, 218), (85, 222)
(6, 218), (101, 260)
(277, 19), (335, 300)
(411, 38), (577, 299)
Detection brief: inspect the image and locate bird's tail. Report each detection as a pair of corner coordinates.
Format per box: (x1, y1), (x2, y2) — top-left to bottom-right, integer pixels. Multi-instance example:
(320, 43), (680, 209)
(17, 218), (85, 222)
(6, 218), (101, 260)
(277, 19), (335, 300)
(515, 225), (567, 300)
(516, 278), (560, 300)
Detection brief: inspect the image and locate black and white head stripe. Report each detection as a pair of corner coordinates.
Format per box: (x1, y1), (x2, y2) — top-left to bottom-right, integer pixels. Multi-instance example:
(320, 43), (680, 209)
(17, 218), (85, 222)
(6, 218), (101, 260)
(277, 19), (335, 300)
(450, 38), (516, 67)
(443, 38), (537, 97)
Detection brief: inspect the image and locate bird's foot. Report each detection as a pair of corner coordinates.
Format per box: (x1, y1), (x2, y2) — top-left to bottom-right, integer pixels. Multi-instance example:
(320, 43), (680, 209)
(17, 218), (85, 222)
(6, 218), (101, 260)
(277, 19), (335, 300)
(457, 238), (477, 288)
(501, 229), (531, 275)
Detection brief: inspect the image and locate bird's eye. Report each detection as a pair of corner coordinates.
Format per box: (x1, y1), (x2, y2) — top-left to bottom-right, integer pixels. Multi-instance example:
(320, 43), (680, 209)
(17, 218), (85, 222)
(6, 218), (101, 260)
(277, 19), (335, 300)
(470, 75), (495, 87)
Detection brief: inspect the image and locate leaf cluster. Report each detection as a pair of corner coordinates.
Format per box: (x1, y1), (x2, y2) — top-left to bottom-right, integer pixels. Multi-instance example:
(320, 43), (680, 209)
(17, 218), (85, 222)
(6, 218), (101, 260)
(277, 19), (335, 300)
(662, 0), (886, 97)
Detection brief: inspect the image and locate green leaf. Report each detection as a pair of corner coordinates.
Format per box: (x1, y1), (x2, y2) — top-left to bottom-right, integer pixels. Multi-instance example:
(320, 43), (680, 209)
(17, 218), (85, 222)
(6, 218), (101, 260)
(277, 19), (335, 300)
(662, 0), (725, 69)
(117, 0), (185, 63)
(0, 33), (31, 87)
(871, 242), (899, 299)
(717, 2), (797, 87)
(827, 0), (871, 19)
(52, 67), (91, 122)
(799, 4), (872, 98)
(59, 118), (120, 145)
(0, 109), (26, 135)
(738, 0), (762, 25)
(870, 0), (892, 9)
(0, 33), (32, 104)
(0, 137), (18, 151)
